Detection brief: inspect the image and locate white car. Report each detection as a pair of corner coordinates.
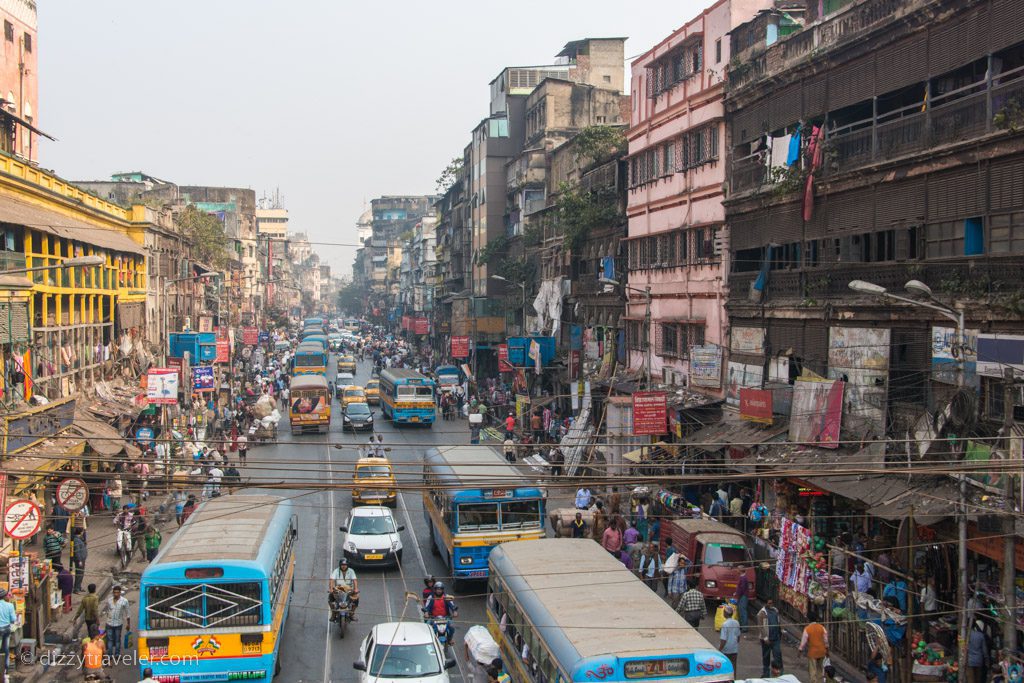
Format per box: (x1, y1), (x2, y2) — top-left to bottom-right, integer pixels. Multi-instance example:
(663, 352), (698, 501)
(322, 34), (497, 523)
(340, 506), (404, 566)
(354, 622), (455, 683)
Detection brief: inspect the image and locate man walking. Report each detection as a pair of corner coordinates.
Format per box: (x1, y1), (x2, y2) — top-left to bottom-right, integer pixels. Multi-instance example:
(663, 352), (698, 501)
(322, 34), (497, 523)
(757, 598), (783, 677)
(679, 580), (707, 628)
(71, 528), (87, 593)
(664, 539), (687, 607)
(144, 525), (163, 562)
(734, 569), (750, 629)
(718, 605), (741, 672)
(74, 583), (100, 636)
(800, 619), (829, 683)
(575, 486), (592, 510)
(237, 433), (248, 466)
(44, 525), (64, 568)
(102, 584), (131, 659)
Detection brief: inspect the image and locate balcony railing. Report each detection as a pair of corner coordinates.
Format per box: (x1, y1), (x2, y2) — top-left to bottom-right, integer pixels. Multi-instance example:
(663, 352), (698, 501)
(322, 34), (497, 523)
(729, 257), (1024, 304)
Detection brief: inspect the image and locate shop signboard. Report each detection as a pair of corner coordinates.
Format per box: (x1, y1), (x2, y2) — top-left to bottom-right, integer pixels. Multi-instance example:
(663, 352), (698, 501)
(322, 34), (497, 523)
(146, 368), (179, 405)
(789, 378), (844, 448)
(568, 350), (580, 380)
(690, 345), (723, 388)
(242, 327), (259, 345)
(498, 344), (513, 372)
(3, 499), (41, 540)
(739, 388), (773, 424)
(451, 336), (470, 359)
(136, 426), (155, 447)
(414, 317), (429, 335)
(215, 340), (230, 364)
(193, 366), (215, 393)
(730, 327), (765, 355)
(632, 391), (668, 436)
(258, 331), (270, 344)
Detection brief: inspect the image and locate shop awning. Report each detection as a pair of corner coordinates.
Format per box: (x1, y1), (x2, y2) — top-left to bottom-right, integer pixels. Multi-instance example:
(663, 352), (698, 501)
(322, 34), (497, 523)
(680, 416), (789, 454)
(69, 414), (136, 457)
(5, 435), (84, 495)
(0, 196), (143, 255)
(623, 442), (680, 464)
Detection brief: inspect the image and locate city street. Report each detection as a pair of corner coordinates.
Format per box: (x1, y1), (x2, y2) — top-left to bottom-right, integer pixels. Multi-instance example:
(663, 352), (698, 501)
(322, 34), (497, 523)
(267, 354), (484, 683)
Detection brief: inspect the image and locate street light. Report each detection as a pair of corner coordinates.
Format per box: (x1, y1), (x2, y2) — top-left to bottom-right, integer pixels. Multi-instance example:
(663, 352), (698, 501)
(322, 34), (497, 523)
(490, 274), (527, 335)
(849, 276), (970, 671)
(599, 277), (653, 389)
(0, 254), (105, 275)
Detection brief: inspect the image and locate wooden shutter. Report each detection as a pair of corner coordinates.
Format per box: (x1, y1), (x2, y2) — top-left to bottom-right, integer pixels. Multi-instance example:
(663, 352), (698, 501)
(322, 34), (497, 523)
(825, 189), (873, 236)
(875, 33), (927, 95)
(991, 0), (1024, 52)
(770, 85), (803, 133)
(828, 57), (874, 111)
(876, 178), (925, 226)
(731, 100), (769, 145)
(772, 203), (804, 244)
(989, 158), (1024, 212)
(730, 212), (762, 250)
(803, 76), (828, 118)
(927, 167), (984, 221)
(0, 301), (28, 343)
(928, 7), (989, 76)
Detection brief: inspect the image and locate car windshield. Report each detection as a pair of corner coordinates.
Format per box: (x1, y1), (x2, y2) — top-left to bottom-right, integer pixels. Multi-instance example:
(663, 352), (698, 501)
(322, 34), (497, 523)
(350, 515), (396, 535)
(347, 404), (371, 417)
(356, 465), (391, 478)
(369, 643), (441, 678)
(346, 389), (366, 399)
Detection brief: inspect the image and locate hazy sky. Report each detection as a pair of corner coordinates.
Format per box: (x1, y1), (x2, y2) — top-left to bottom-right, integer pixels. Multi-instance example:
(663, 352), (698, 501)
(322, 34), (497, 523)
(39, 1), (702, 274)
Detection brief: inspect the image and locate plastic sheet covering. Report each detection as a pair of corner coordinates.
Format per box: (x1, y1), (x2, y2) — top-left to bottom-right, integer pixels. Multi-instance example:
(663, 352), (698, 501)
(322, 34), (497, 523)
(464, 625), (499, 666)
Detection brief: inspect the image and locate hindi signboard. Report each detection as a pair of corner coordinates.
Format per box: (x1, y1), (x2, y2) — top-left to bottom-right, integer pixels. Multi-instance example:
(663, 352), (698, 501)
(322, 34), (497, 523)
(242, 327), (259, 345)
(451, 336), (470, 359)
(498, 344), (513, 372)
(632, 391), (668, 436)
(215, 340), (230, 364)
(739, 388), (773, 424)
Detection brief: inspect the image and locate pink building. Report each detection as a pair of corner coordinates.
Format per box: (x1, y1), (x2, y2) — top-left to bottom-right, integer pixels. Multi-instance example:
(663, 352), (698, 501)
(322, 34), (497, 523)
(624, 0), (771, 397)
(0, 0), (38, 161)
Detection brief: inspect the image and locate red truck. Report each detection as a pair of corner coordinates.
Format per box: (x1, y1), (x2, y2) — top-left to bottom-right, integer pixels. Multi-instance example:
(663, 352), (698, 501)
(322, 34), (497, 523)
(660, 516), (756, 601)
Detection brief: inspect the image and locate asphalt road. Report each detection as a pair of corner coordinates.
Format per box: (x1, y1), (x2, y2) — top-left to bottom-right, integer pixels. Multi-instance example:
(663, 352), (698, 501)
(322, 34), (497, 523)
(259, 355), (484, 683)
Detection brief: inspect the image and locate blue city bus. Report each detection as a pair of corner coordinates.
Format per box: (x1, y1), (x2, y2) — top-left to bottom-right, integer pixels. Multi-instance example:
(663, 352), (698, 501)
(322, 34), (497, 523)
(423, 446), (545, 584)
(292, 342), (327, 376)
(302, 334), (328, 352)
(378, 368), (436, 425)
(487, 539), (733, 683)
(138, 495), (298, 683)
(302, 317), (324, 329)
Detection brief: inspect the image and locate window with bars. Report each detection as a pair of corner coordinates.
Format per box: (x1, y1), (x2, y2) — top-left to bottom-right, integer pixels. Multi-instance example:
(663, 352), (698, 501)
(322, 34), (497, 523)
(146, 582), (264, 630)
(656, 323), (705, 359)
(628, 226), (721, 272)
(676, 125), (720, 172)
(629, 143), (678, 187)
(626, 320), (647, 351)
(647, 41), (703, 98)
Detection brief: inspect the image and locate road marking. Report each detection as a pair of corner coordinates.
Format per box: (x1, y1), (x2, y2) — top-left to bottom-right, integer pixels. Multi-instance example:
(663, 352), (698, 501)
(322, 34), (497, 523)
(323, 440), (336, 683)
(398, 491), (428, 577)
(383, 570), (393, 620)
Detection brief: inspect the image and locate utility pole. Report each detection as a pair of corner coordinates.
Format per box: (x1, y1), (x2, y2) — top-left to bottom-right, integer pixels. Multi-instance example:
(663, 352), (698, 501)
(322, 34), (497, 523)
(1003, 366), (1018, 653)
(643, 286), (652, 390)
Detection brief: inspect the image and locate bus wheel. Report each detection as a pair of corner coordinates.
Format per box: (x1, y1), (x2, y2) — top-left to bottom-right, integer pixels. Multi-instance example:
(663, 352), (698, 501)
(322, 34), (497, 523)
(275, 654), (282, 677)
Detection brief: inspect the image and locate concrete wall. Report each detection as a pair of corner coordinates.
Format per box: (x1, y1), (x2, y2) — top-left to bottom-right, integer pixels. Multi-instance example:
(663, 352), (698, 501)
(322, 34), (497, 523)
(0, 0), (37, 160)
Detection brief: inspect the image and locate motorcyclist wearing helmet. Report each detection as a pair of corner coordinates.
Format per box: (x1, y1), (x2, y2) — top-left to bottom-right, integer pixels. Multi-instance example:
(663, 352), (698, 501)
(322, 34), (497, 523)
(328, 558), (359, 621)
(422, 581), (458, 639)
(421, 576), (436, 603)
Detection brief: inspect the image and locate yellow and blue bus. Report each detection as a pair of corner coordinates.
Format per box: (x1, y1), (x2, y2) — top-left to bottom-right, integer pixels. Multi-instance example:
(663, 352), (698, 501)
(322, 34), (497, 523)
(292, 342), (327, 376)
(379, 368), (436, 425)
(138, 495), (297, 682)
(423, 446), (545, 584)
(487, 539), (733, 683)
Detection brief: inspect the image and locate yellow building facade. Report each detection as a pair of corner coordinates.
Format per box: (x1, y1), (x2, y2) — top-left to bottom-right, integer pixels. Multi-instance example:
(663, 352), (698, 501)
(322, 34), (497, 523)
(0, 154), (149, 402)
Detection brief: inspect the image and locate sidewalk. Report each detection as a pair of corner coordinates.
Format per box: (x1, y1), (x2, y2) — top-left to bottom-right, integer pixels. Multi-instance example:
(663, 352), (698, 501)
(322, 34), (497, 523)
(12, 492), (177, 682)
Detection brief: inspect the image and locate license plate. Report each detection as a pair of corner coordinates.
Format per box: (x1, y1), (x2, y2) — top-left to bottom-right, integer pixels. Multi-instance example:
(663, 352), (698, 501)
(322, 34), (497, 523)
(365, 554), (384, 560)
(241, 642), (261, 654)
(411, 416), (420, 422)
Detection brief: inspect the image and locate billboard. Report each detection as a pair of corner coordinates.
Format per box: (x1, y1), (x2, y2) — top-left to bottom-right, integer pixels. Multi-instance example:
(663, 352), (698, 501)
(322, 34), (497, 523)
(690, 345), (723, 388)
(215, 340), (230, 364)
(192, 366), (215, 393)
(242, 327), (259, 345)
(632, 391), (668, 436)
(414, 317), (429, 335)
(789, 378), (844, 448)
(498, 344), (513, 372)
(146, 369), (179, 405)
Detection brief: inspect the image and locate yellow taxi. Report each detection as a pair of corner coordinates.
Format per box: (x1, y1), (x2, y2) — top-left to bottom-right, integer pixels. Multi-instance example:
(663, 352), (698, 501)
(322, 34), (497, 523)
(351, 457), (397, 507)
(341, 385), (367, 408)
(337, 354), (357, 373)
(364, 379), (381, 405)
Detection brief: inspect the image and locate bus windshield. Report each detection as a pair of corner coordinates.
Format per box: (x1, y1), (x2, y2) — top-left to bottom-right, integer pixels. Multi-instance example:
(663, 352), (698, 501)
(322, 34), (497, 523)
(500, 500), (542, 529)
(458, 503), (499, 530)
(397, 386), (433, 399)
(295, 354), (325, 367)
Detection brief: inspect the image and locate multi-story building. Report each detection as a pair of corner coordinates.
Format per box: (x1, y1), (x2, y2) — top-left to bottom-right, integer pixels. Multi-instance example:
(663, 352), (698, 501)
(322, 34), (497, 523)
(626, 1), (776, 396)
(724, 0), (1024, 438)
(256, 203), (289, 318)
(0, 0), (40, 162)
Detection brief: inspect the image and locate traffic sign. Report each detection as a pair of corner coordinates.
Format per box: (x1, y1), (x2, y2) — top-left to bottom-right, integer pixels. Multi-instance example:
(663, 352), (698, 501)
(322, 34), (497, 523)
(3, 499), (41, 540)
(56, 478), (89, 512)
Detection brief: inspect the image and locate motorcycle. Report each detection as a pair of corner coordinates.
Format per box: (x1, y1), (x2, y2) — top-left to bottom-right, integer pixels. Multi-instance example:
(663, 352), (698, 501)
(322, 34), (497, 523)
(115, 527), (132, 569)
(427, 616), (453, 652)
(330, 587), (355, 639)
